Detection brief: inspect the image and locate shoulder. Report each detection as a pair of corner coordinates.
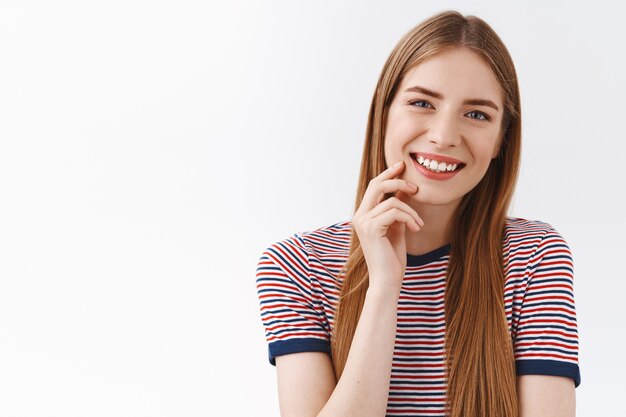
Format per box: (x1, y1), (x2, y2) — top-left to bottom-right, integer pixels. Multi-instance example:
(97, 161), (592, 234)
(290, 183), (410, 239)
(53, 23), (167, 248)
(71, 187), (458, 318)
(504, 216), (563, 241)
(504, 216), (571, 257)
(258, 220), (352, 270)
(503, 216), (574, 280)
(503, 217), (573, 275)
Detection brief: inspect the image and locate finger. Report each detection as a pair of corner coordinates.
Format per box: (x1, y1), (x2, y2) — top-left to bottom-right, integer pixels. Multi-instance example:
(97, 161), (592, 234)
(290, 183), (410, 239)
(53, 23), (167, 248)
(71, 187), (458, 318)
(360, 176), (418, 215)
(360, 162), (418, 211)
(369, 207), (421, 234)
(377, 179), (418, 206)
(363, 196), (424, 228)
(395, 189), (414, 206)
(379, 160), (405, 179)
(394, 191), (424, 226)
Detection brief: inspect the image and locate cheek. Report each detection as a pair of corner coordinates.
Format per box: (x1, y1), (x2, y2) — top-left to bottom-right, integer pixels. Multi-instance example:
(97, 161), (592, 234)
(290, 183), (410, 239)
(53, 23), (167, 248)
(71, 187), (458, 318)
(471, 137), (500, 162)
(385, 106), (420, 138)
(383, 124), (404, 154)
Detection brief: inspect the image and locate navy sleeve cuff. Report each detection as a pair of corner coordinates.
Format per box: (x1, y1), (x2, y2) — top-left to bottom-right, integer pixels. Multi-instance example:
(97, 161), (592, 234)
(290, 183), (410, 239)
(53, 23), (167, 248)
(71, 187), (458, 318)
(516, 359), (581, 388)
(268, 338), (331, 366)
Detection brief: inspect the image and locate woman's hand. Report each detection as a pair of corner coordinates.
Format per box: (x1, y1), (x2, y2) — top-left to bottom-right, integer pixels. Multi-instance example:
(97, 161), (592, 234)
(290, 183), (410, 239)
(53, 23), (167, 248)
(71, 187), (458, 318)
(352, 160), (424, 291)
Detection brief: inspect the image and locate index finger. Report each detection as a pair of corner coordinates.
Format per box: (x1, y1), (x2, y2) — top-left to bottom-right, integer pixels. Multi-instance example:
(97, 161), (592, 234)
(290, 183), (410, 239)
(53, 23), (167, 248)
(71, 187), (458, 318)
(359, 160), (406, 210)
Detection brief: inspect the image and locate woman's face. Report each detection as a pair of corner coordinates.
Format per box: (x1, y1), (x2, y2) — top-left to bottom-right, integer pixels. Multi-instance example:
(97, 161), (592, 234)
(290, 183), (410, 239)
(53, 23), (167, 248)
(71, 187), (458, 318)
(384, 47), (505, 207)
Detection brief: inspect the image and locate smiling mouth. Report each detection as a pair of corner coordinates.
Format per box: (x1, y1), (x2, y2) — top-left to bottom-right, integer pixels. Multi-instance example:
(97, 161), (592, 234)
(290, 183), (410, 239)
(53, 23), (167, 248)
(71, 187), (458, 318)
(410, 153), (466, 173)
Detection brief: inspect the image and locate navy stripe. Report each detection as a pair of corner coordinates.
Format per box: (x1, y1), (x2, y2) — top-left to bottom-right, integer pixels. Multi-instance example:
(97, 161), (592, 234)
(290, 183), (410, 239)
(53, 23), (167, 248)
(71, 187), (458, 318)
(268, 338), (331, 366)
(516, 359), (581, 387)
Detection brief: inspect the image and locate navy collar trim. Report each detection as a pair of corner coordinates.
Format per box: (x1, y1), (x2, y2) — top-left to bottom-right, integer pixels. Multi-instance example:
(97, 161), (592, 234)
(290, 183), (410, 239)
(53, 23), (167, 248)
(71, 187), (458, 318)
(406, 243), (451, 267)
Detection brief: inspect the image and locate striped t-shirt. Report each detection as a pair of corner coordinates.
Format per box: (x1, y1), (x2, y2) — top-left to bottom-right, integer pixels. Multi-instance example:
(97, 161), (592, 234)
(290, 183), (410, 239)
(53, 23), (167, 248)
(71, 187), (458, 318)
(255, 217), (581, 416)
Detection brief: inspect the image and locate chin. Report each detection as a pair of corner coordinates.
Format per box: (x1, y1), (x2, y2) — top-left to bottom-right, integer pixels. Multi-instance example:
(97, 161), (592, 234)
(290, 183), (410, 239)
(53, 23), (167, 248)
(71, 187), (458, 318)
(410, 188), (464, 206)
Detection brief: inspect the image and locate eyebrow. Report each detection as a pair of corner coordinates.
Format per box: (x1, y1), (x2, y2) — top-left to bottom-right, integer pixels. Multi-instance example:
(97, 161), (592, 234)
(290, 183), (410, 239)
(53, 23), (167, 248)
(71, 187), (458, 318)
(404, 85), (500, 112)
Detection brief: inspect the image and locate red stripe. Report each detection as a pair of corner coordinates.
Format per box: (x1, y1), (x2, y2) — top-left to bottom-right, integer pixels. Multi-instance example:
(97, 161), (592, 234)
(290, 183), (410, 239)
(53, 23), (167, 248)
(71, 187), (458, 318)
(267, 332), (327, 342)
(521, 295), (575, 305)
(396, 328), (444, 334)
(258, 302), (310, 312)
(516, 352), (577, 361)
(537, 259), (573, 268)
(528, 282), (573, 291)
(516, 328), (577, 338)
(389, 385), (445, 391)
(515, 340), (577, 350)
(391, 374), (446, 380)
(395, 339), (445, 346)
(519, 309), (576, 320)
(389, 397), (446, 402)
(393, 351), (445, 358)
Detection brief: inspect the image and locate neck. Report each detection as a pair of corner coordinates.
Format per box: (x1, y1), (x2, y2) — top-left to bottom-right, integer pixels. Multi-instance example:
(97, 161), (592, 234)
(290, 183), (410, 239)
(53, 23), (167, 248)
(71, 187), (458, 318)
(405, 198), (461, 256)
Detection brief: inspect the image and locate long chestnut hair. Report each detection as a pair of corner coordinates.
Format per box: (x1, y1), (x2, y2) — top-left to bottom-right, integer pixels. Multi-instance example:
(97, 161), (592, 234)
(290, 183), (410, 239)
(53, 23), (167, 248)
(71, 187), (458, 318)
(330, 10), (522, 417)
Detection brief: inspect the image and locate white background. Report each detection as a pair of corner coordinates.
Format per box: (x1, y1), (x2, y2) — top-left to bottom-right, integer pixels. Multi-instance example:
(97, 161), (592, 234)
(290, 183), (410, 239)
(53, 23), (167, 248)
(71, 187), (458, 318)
(0, 0), (624, 416)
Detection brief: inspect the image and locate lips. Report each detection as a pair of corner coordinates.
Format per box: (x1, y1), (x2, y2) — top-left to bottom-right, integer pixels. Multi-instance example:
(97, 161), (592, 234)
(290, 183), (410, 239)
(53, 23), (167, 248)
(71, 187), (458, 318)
(409, 153), (467, 171)
(409, 153), (465, 180)
(410, 152), (465, 165)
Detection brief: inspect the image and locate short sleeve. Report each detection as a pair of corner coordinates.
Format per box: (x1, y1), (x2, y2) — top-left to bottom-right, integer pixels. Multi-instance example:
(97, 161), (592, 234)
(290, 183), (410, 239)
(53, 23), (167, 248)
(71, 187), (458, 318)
(513, 225), (581, 387)
(255, 235), (331, 366)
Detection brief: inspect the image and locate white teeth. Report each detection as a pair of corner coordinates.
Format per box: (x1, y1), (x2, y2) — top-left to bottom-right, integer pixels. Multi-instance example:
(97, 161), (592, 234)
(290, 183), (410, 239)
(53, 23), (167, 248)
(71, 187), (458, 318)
(413, 154), (461, 173)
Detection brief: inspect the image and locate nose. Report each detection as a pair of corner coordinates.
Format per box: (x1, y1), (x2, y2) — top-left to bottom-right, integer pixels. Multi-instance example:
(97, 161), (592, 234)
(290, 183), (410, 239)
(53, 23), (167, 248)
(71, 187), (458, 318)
(427, 109), (461, 148)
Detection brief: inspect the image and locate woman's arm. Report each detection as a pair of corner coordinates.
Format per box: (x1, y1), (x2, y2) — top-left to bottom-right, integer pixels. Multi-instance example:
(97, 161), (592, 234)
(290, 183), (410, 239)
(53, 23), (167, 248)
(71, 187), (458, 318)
(517, 375), (576, 417)
(276, 284), (400, 417)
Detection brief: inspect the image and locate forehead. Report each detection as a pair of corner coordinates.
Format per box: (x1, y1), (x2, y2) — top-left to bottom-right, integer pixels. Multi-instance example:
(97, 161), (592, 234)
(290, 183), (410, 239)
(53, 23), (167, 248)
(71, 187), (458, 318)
(398, 48), (503, 104)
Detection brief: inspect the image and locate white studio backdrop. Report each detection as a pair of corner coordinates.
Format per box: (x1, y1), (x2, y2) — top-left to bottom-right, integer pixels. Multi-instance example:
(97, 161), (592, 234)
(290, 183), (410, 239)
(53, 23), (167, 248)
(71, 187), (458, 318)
(0, 0), (624, 416)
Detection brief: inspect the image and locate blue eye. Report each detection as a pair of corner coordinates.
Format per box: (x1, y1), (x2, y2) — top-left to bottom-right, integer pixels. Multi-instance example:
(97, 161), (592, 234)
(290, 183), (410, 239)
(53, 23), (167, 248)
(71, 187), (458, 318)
(408, 100), (491, 122)
(409, 100), (433, 108)
(467, 111), (489, 121)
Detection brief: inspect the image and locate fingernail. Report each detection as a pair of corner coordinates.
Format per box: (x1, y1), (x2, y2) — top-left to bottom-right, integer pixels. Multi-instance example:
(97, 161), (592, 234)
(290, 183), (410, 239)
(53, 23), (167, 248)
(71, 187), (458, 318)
(392, 161), (403, 169)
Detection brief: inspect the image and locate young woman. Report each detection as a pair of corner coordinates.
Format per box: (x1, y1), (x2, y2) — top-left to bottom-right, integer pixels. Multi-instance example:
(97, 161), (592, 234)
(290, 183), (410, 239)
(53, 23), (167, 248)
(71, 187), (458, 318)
(256, 10), (580, 417)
